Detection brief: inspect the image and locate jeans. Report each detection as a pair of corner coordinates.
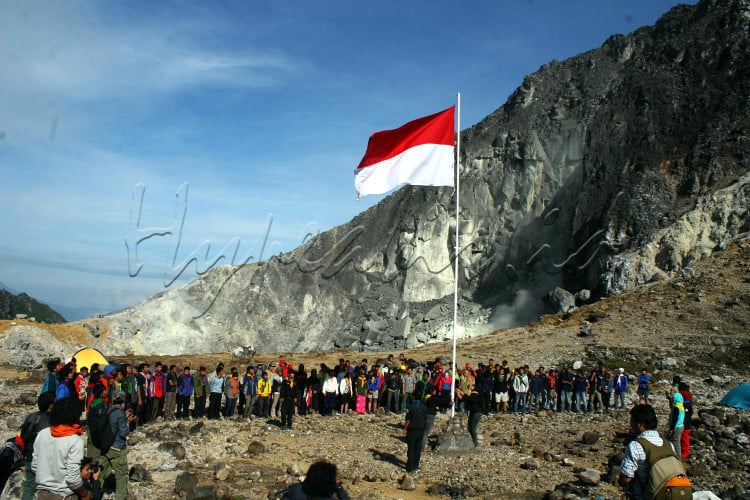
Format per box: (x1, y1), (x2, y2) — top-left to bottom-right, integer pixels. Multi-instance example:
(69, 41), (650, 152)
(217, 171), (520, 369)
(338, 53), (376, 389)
(468, 412), (482, 446)
(256, 396), (269, 417)
(614, 391), (626, 409)
(224, 397), (237, 417)
(529, 392), (543, 412)
(560, 390), (573, 411)
(176, 393), (191, 418)
(244, 395), (257, 417)
(513, 392), (527, 414)
(164, 392), (177, 420)
(574, 391), (587, 411)
(421, 414), (436, 450)
(671, 427), (684, 459)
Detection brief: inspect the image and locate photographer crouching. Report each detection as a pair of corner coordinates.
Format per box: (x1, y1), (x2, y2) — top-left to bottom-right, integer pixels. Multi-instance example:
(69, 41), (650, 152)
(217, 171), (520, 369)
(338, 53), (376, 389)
(80, 458), (102, 500)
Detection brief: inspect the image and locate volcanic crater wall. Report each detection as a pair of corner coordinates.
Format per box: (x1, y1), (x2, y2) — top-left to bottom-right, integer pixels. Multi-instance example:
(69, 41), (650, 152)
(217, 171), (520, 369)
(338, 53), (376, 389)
(97, 0), (749, 355)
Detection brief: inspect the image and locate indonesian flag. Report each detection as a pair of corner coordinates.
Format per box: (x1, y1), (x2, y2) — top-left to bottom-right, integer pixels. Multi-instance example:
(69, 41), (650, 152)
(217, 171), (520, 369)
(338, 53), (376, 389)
(354, 106), (455, 198)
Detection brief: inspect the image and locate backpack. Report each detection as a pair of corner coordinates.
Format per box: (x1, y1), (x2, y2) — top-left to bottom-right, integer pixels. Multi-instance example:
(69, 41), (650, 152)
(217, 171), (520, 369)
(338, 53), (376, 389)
(88, 405), (116, 453)
(19, 413), (43, 460)
(636, 438), (692, 500)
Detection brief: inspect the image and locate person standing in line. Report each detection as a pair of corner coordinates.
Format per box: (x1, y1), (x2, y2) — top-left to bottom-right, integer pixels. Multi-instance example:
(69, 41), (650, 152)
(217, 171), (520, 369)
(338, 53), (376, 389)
(176, 366), (193, 420)
(339, 372), (353, 414)
(279, 370), (297, 429)
(512, 367), (529, 414)
(192, 367), (208, 419)
(242, 367), (258, 418)
(322, 371), (339, 416)
(207, 366), (224, 420)
(269, 366), (283, 419)
(149, 363), (165, 422)
(223, 368), (240, 418)
(164, 364), (178, 420)
(257, 371), (272, 418)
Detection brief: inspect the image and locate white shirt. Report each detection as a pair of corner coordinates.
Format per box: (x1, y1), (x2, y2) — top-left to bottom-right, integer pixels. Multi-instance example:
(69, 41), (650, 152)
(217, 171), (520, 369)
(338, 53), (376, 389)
(31, 427), (85, 497)
(339, 378), (353, 396)
(323, 377), (339, 394)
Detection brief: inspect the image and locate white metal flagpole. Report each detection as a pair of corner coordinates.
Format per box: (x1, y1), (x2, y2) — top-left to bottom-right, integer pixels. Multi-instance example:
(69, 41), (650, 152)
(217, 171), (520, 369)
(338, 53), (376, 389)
(450, 92), (461, 418)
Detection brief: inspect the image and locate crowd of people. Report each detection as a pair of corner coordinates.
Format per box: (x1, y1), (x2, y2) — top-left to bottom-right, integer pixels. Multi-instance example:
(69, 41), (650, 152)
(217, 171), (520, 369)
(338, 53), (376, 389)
(1, 352), (695, 499)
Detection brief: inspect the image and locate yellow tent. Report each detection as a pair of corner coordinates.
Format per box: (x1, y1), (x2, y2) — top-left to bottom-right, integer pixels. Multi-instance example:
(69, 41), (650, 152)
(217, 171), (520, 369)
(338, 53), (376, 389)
(71, 347), (108, 371)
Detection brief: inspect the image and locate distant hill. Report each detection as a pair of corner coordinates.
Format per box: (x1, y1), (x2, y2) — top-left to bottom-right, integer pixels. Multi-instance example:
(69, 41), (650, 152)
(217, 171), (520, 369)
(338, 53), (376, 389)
(0, 288), (66, 323)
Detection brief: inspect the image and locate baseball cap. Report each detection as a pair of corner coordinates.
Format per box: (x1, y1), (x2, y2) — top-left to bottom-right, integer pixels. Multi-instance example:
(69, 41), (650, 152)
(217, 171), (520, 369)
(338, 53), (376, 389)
(113, 390), (127, 402)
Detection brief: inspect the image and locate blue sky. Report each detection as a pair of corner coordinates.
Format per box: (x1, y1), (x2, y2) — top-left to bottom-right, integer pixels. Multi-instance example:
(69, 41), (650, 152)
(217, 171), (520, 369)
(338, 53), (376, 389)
(0, 0), (691, 321)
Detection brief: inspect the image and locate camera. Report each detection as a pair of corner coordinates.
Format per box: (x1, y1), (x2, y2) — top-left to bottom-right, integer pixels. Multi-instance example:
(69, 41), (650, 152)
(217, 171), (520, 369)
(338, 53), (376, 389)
(90, 464), (99, 474)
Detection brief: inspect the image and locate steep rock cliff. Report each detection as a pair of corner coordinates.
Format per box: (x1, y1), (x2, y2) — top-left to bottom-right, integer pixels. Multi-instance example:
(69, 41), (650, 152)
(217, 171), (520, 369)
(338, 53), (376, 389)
(97, 0), (749, 354)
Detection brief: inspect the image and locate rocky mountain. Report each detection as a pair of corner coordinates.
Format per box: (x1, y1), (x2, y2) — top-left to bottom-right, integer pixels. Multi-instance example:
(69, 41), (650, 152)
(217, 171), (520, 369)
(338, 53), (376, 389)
(93, 0), (748, 355)
(0, 288), (66, 324)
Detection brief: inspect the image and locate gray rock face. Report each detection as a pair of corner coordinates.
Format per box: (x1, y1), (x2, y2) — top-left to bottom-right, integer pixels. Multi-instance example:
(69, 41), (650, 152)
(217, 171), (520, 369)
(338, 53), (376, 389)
(88, 0), (750, 355)
(0, 326), (72, 368)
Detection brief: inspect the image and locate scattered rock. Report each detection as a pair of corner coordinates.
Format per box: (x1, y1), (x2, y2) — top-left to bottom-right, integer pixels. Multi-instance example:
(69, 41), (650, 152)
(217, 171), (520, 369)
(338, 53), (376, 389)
(129, 464), (151, 482)
(15, 392), (37, 406)
(214, 464), (232, 481)
(581, 431), (600, 445)
(186, 485), (217, 500)
(578, 468), (601, 486)
(247, 441), (266, 456)
(399, 474), (417, 491)
(158, 441), (186, 460)
(174, 471), (197, 496)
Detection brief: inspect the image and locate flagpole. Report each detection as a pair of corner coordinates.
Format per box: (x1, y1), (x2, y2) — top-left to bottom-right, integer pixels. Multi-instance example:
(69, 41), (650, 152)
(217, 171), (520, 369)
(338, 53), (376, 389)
(450, 92), (461, 418)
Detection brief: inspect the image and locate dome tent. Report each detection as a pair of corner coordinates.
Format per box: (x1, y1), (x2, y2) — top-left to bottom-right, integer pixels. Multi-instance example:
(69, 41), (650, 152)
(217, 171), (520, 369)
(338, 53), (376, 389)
(719, 383), (750, 410)
(71, 347), (108, 371)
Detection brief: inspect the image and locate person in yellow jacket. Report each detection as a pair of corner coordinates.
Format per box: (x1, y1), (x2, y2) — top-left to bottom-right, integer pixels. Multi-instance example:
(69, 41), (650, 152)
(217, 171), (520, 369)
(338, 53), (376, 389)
(256, 371), (272, 418)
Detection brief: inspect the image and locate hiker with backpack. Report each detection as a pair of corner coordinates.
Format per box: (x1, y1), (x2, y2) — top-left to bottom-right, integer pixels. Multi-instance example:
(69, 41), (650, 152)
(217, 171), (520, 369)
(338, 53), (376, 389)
(619, 404), (691, 499)
(18, 391), (55, 500)
(95, 390), (134, 500)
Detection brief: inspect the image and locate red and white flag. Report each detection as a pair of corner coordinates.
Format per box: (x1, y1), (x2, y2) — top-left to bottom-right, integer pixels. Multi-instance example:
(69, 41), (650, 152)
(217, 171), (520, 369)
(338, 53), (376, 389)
(354, 106), (455, 198)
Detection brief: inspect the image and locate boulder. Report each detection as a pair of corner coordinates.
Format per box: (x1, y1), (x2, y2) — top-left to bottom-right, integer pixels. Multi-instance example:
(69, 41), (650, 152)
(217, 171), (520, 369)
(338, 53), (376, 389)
(129, 464), (151, 482)
(158, 441), (186, 460)
(548, 288), (576, 314)
(578, 468), (601, 486)
(174, 471), (197, 496)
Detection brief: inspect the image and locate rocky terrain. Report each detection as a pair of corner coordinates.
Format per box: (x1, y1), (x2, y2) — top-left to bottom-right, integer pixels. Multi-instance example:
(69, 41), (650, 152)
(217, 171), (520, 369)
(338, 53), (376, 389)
(0, 239), (748, 499)
(62, 0), (750, 356)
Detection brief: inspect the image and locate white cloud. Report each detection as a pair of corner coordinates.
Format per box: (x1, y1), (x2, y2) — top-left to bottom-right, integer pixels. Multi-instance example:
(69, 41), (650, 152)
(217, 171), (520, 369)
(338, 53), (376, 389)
(0, 2), (303, 103)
